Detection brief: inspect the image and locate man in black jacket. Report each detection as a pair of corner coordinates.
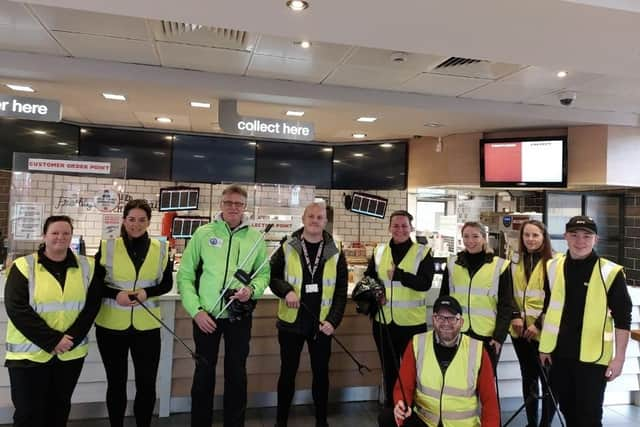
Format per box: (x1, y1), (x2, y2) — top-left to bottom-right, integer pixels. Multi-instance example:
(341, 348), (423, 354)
(270, 202), (348, 427)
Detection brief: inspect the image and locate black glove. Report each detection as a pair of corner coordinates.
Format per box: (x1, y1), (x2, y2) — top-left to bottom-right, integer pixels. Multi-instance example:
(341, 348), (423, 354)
(223, 289), (257, 322)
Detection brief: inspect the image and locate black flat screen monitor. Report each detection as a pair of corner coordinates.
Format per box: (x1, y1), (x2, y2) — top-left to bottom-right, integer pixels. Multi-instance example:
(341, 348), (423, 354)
(172, 216), (209, 239)
(172, 135), (255, 183)
(255, 141), (332, 187)
(332, 142), (407, 190)
(159, 187), (199, 212)
(480, 136), (567, 187)
(349, 192), (388, 219)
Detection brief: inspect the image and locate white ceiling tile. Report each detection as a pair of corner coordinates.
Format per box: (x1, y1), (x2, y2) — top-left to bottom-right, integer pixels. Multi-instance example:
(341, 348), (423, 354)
(498, 66), (602, 90)
(247, 55), (335, 83)
(0, 1), (66, 55)
(254, 35), (351, 62)
(52, 31), (160, 65)
(324, 67), (418, 90)
(568, 75), (640, 98)
(156, 42), (251, 74)
(30, 5), (150, 40)
(344, 47), (445, 72)
(429, 61), (524, 80)
(529, 91), (640, 113)
(80, 109), (142, 127)
(400, 73), (491, 96)
(462, 82), (557, 103)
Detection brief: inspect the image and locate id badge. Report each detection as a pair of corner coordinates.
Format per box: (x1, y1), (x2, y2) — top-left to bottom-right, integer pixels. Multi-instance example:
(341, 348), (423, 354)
(305, 283), (319, 293)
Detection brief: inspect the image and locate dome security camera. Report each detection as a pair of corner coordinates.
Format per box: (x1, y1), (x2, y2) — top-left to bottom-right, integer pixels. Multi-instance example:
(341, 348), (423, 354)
(557, 91), (577, 106)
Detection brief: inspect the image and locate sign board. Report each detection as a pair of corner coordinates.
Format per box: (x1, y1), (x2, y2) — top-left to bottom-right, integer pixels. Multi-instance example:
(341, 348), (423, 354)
(27, 158), (112, 175)
(94, 189), (120, 212)
(0, 95), (61, 122)
(219, 100), (314, 141)
(13, 203), (44, 241)
(102, 213), (121, 239)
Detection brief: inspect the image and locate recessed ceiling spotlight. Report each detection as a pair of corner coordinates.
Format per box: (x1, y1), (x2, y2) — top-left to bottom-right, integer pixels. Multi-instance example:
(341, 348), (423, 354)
(357, 117), (377, 123)
(390, 52), (408, 63)
(557, 70), (568, 78)
(56, 142), (68, 146)
(353, 153), (364, 157)
(32, 130), (47, 135)
(190, 101), (211, 109)
(80, 128), (88, 134)
(293, 40), (312, 49)
(333, 159), (341, 163)
(6, 84), (34, 92)
(102, 93), (126, 101)
(352, 133), (367, 139)
(286, 110), (305, 117)
(164, 136), (173, 141)
(286, 0), (309, 11)
(248, 142), (257, 146)
(424, 122), (443, 128)
(322, 148), (333, 152)
(156, 116), (172, 123)
(380, 143), (393, 148)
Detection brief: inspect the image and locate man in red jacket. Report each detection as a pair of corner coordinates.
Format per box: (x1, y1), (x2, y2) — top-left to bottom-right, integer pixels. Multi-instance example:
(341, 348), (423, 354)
(378, 295), (500, 427)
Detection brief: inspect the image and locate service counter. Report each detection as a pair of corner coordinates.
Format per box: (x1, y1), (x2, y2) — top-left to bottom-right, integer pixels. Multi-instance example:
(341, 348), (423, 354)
(0, 274), (638, 422)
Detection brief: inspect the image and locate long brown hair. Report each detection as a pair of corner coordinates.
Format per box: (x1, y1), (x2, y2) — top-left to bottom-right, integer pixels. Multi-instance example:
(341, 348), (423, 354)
(518, 220), (553, 262)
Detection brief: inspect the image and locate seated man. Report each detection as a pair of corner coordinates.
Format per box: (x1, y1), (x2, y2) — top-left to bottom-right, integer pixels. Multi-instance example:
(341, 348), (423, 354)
(379, 296), (500, 427)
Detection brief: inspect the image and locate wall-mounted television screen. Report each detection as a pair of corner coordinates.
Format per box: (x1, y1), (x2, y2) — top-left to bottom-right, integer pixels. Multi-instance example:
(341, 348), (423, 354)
(172, 216), (210, 239)
(159, 187), (199, 212)
(349, 192), (388, 219)
(333, 142), (407, 190)
(480, 136), (567, 187)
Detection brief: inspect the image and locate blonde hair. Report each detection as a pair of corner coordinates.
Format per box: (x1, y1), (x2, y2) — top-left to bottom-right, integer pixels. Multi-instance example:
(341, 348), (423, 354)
(461, 221), (492, 253)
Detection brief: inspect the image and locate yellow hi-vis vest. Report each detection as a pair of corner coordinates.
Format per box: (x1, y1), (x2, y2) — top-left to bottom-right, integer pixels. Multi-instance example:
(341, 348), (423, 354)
(277, 239), (339, 323)
(509, 255), (546, 340)
(539, 255), (621, 365)
(413, 331), (482, 427)
(5, 253), (93, 363)
(448, 255), (509, 337)
(374, 242), (430, 326)
(95, 237), (168, 331)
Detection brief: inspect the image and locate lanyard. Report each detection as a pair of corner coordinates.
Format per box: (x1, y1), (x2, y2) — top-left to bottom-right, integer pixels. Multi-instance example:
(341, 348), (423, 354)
(301, 239), (324, 279)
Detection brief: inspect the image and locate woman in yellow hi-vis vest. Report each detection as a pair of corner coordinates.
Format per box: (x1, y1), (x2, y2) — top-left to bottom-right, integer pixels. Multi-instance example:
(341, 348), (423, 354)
(439, 221), (515, 371)
(363, 210), (435, 407)
(94, 200), (172, 427)
(509, 220), (554, 427)
(4, 215), (104, 427)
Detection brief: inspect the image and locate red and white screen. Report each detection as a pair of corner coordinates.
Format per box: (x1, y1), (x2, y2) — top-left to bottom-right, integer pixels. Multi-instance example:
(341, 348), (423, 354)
(483, 140), (563, 183)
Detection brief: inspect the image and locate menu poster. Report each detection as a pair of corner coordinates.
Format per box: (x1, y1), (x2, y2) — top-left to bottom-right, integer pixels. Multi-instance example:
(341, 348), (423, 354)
(102, 213), (121, 239)
(13, 203), (44, 241)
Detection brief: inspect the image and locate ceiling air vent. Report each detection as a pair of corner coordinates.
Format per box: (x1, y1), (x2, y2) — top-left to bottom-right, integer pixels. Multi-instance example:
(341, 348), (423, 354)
(435, 57), (484, 69)
(152, 20), (254, 50)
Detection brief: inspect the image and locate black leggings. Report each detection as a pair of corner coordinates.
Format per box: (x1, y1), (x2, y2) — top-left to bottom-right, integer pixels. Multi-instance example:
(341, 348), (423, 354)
(9, 357), (84, 427)
(512, 337), (555, 427)
(276, 328), (332, 425)
(96, 326), (161, 427)
(372, 321), (427, 407)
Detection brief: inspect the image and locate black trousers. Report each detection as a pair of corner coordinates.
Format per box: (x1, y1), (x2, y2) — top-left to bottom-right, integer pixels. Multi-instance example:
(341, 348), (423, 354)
(549, 357), (607, 427)
(372, 321), (427, 407)
(190, 316), (252, 427)
(8, 357), (84, 427)
(512, 337), (555, 427)
(96, 326), (161, 427)
(276, 328), (332, 426)
(378, 408), (428, 427)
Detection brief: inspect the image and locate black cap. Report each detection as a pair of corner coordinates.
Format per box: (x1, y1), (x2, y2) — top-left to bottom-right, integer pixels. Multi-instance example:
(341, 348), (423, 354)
(433, 295), (462, 316)
(565, 216), (597, 234)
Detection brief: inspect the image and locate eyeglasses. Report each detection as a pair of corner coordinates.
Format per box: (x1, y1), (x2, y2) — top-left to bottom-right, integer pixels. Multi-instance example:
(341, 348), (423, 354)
(433, 314), (460, 324)
(221, 200), (245, 208)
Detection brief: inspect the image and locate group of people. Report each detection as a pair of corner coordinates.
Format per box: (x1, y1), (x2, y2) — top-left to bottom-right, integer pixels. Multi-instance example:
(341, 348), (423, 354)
(5, 199), (172, 427)
(3, 182), (634, 427)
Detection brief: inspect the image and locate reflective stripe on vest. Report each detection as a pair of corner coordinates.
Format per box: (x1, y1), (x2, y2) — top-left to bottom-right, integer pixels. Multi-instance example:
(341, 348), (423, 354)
(5, 253), (93, 363)
(413, 331), (482, 427)
(96, 237), (168, 331)
(277, 239), (339, 323)
(448, 255), (508, 337)
(374, 242), (430, 326)
(539, 255), (621, 365)
(509, 258), (546, 339)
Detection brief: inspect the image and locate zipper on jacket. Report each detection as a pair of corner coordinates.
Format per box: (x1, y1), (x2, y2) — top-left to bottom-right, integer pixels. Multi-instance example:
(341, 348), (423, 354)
(219, 232), (234, 312)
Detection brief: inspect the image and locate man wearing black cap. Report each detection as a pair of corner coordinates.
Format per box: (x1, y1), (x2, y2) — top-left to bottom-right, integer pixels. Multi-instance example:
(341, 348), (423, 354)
(539, 215), (632, 427)
(378, 296), (499, 427)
